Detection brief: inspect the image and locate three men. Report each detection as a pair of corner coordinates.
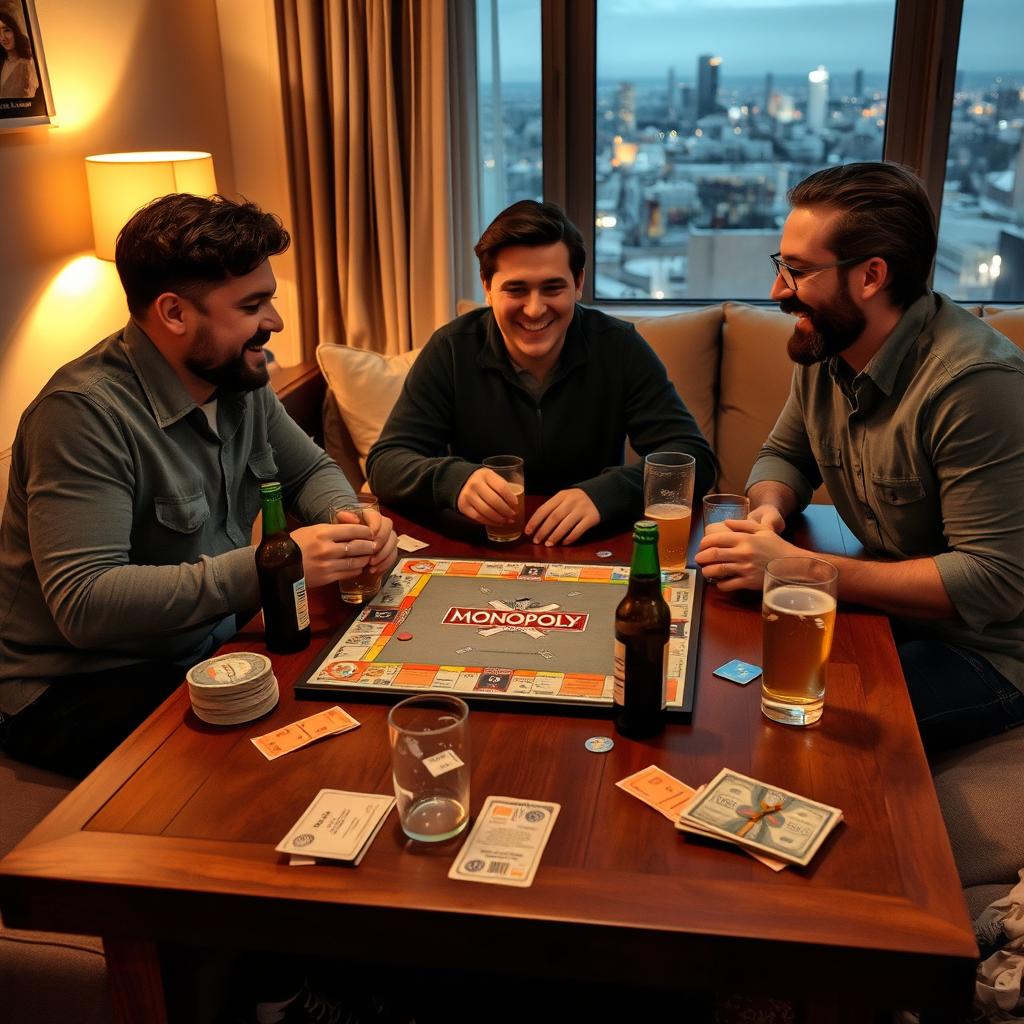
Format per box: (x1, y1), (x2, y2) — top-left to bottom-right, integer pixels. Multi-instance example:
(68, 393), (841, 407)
(367, 200), (716, 544)
(0, 194), (396, 776)
(696, 162), (1024, 754)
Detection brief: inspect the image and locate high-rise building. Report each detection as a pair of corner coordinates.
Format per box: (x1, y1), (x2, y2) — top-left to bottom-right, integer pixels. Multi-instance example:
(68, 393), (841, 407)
(667, 67), (677, 119)
(615, 82), (636, 134)
(697, 55), (721, 119)
(807, 65), (830, 132)
(764, 72), (773, 113)
(680, 83), (695, 120)
(853, 68), (864, 100)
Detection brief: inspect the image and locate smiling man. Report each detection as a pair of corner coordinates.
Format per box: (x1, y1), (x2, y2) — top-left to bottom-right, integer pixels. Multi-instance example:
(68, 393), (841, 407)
(695, 162), (1024, 754)
(0, 194), (396, 776)
(367, 200), (716, 544)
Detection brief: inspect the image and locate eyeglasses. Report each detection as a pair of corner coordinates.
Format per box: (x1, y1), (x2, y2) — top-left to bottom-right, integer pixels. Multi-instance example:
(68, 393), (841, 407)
(770, 252), (865, 292)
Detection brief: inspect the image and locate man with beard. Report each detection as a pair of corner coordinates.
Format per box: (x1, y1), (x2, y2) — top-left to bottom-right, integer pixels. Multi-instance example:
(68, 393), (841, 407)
(0, 194), (397, 776)
(695, 162), (1024, 754)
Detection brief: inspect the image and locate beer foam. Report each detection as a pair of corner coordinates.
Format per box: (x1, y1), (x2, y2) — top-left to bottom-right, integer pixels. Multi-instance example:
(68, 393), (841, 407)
(764, 585), (836, 618)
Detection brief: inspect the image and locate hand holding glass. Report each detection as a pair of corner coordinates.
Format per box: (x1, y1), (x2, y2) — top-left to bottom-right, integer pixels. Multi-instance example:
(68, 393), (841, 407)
(761, 556), (838, 727)
(643, 452), (695, 571)
(329, 497), (383, 604)
(482, 455), (525, 543)
(388, 695), (470, 842)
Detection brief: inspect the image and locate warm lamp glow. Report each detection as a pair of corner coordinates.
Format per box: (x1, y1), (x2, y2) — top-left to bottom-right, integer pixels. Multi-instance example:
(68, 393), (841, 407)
(85, 151), (217, 261)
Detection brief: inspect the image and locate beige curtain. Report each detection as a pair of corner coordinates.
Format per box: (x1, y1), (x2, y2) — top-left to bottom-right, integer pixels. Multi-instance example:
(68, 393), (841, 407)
(276, 0), (456, 356)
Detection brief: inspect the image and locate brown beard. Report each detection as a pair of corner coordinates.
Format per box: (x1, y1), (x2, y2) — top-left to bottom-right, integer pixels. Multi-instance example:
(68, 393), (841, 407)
(780, 287), (865, 366)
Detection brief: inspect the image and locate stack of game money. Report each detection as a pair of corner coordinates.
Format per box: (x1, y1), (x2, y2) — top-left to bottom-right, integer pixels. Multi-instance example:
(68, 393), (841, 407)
(186, 652), (280, 725)
(675, 768), (843, 867)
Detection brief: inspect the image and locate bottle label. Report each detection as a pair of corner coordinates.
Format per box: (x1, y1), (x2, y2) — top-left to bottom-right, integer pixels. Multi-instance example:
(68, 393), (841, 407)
(661, 641), (669, 710)
(293, 578), (310, 629)
(612, 639), (626, 705)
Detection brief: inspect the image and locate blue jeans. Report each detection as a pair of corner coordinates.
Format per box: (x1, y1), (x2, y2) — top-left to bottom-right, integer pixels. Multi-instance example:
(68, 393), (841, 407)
(895, 631), (1024, 757)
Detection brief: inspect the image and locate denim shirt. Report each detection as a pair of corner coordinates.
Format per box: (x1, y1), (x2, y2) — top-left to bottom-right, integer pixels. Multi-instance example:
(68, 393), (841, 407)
(748, 291), (1024, 691)
(0, 321), (355, 711)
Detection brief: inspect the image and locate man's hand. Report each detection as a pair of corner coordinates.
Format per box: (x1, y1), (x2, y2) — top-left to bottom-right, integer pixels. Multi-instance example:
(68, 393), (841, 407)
(747, 503), (786, 534)
(526, 489), (600, 546)
(457, 468), (520, 526)
(290, 521), (374, 588)
(695, 519), (802, 591)
(360, 506), (399, 574)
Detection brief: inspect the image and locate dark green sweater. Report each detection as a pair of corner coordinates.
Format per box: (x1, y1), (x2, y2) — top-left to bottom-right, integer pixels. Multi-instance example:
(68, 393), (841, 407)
(366, 305), (717, 527)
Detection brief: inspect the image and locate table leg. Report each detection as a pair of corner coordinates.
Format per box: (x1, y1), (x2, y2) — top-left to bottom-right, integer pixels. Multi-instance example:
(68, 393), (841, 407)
(103, 936), (168, 1024)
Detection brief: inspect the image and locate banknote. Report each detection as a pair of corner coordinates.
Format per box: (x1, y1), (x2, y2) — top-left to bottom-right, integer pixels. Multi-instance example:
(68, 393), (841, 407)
(677, 768), (842, 867)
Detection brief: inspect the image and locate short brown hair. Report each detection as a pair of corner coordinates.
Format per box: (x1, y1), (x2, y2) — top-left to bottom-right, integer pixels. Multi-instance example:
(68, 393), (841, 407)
(475, 200), (586, 285)
(115, 193), (290, 316)
(788, 162), (936, 309)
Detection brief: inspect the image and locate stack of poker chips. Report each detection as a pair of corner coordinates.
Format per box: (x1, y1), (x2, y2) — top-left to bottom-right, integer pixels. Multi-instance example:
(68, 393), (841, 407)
(186, 652), (280, 725)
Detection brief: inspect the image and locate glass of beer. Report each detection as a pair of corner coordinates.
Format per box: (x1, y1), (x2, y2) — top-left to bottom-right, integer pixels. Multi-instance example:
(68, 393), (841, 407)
(643, 452), (695, 573)
(482, 455), (525, 543)
(330, 497), (384, 604)
(761, 556), (838, 727)
(702, 493), (750, 534)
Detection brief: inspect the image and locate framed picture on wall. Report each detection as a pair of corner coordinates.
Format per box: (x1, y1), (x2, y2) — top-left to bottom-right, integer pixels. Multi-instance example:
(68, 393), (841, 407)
(0, 0), (54, 130)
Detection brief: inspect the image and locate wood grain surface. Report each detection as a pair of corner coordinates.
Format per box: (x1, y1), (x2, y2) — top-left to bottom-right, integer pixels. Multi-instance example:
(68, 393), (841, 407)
(0, 505), (977, 1018)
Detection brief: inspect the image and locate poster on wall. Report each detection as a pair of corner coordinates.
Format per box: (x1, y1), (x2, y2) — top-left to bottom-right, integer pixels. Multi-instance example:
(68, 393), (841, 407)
(0, 0), (54, 130)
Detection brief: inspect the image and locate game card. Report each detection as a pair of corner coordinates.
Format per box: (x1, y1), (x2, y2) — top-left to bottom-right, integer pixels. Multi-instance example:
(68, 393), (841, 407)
(252, 706), (360, 760)
(449, 796), (560, 888)
(616, 765), (697, 821)
(275, 789), (395, 863)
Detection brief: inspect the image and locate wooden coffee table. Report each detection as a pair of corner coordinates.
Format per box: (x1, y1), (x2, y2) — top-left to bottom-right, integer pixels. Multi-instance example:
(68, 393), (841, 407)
(0, 505), (977, 1022)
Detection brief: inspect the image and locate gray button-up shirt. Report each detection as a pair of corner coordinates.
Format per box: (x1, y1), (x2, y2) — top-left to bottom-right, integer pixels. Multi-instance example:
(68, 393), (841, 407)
(748, 291), (1024, 692)
(0, 321), (355, 712)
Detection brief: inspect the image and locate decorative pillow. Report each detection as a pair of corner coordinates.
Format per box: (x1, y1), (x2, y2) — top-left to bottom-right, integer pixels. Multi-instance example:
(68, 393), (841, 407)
(316, 345), (421, 482)
(980, 306), (1024, 352)
(719, 302), (829, 503)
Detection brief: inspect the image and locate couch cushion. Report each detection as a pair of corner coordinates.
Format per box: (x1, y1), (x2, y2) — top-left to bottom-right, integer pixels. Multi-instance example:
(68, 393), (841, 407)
(0, 753), (77, 858)
(621, 305), (722, 450)
(980, 306), (1024, 351)
(931, 726), (1024, 889)
(317, 345), (421, 488)
(717, 303), (808, 498)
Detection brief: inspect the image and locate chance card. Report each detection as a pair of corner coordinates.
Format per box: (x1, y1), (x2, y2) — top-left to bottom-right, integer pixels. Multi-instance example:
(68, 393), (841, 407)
(449, 796), (560, 888)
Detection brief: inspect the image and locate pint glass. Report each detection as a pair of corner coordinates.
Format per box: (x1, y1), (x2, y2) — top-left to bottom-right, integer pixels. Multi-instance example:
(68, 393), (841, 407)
(330, 497), (384, 604)
(483, 455), (525, 542)
(643, 452), (695, 572)
(761, 556), (838, 727)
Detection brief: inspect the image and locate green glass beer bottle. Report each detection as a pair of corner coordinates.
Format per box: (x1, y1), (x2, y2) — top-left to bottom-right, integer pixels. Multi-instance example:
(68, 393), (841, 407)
(256, 482), (311, 654)
(613, 520), (670, 737)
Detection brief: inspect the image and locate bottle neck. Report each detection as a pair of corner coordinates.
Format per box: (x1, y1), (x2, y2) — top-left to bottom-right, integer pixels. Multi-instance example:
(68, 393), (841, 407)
(260, 493), (288, 536)
(629, 536), (662, 582)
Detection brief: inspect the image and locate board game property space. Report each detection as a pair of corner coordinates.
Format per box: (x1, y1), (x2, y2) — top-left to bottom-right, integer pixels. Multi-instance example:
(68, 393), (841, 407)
(296, 558), (702, 715)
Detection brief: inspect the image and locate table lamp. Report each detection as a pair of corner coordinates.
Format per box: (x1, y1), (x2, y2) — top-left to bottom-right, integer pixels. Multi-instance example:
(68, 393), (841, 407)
(84, 151), (218, 261)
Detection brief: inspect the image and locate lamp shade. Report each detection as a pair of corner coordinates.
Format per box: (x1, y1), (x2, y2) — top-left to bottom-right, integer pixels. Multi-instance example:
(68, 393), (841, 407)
(85, 151), (218, 261)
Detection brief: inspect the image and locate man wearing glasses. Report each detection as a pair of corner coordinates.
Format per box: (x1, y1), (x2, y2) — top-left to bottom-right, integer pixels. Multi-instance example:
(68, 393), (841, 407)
(696, 161), (1024, 755)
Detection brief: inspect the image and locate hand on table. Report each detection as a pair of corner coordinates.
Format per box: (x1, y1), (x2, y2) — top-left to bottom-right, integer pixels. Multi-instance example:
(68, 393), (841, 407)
(457, 468), (520, 527)
(695, 519), (801, 591)
(525, 488), (600, 546)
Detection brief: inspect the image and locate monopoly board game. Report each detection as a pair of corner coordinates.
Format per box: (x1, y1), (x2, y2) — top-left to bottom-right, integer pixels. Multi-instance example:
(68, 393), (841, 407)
(296, 558), (703, 717)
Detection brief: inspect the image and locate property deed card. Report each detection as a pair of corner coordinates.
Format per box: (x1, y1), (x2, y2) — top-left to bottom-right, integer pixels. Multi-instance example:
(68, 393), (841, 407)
(275, 789), (395, 863)
(449, 796), (560, 888)
(616, 765), (697, 821)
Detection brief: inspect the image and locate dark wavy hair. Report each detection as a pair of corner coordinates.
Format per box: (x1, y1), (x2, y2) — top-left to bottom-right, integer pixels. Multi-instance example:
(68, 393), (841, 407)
(115, 193), (290, 316)
(0, 12), (33, 60)
(788, 162), (936, 310)
(474, 200), (586, 285)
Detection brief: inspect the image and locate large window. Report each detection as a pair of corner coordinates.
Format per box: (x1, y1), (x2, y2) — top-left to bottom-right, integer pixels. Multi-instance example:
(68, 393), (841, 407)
(472, 0), (1024, 304)
(934, 0), (1024, 302)
(594, 1), (894, 300)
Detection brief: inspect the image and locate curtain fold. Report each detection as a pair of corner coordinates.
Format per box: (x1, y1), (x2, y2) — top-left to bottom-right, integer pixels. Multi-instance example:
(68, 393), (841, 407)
(276, 0), (456, 357)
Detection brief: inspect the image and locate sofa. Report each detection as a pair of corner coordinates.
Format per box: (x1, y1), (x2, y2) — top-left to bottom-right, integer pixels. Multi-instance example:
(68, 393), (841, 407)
(317, 299), (1024, 921)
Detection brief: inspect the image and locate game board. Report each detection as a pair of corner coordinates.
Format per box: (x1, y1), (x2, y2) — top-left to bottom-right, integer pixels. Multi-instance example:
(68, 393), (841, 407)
(295, 557), (702, 717)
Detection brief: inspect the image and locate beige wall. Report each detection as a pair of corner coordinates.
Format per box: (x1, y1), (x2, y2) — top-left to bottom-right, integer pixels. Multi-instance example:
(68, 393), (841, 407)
(0, 0), (239, 450)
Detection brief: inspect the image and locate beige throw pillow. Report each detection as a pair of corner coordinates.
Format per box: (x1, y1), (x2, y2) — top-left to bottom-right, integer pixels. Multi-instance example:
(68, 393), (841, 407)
(316, 345), (421, 481)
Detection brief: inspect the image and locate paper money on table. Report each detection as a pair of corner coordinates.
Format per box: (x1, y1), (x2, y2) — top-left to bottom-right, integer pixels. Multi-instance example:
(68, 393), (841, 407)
(251, 706), (360, 760)
(676, 768), (842, 867)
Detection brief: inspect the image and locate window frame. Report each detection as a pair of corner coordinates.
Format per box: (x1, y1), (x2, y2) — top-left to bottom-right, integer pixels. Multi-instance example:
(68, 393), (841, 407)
(537, 0), (965, 305)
